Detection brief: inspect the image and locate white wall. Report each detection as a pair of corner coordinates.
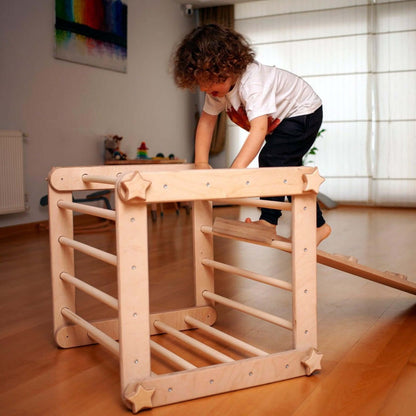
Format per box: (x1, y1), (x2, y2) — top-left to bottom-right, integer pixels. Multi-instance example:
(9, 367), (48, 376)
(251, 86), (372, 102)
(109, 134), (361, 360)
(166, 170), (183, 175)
(0, 0), (197, 227)
(230, 0), (416, 206)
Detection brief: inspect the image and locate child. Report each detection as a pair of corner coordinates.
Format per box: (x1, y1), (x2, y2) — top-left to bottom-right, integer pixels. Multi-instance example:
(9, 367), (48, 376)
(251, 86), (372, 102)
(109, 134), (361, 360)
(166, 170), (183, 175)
(173, 24), (331, 245)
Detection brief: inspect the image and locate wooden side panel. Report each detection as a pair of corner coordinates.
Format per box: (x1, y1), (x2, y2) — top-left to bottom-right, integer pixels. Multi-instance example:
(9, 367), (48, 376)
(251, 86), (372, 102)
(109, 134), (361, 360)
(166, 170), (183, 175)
(291, 193), (318, 350)
(49, 166), (315, 201)
(48, 186), (75, 338)
(126, 349), (310, 409)
(115, 196), (151, 391)
(193, 200), (214, 306)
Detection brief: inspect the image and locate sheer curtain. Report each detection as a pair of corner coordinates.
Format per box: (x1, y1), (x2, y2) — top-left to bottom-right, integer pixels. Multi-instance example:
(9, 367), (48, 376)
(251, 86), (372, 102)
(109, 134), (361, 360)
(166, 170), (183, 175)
(232, 0), (416, 206)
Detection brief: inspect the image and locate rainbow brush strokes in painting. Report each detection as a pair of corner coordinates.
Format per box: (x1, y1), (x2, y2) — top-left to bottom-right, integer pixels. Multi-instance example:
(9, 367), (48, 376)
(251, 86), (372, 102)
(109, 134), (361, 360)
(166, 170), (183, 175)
(55, 0), (127, 72)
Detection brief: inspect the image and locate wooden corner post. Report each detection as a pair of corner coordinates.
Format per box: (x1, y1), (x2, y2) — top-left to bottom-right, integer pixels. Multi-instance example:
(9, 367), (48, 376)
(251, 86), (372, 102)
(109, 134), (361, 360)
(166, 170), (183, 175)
(291, 192), (318, 351)
(48, 171), (76, 342)
(115, 174), (152, 396)
(193, 199), (214, 306)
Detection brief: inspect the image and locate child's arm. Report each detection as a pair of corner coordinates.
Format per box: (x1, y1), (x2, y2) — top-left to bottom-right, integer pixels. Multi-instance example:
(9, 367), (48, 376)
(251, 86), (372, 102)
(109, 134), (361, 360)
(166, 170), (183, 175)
(230, 115), (268, 169)
(194, 111), (218, 168)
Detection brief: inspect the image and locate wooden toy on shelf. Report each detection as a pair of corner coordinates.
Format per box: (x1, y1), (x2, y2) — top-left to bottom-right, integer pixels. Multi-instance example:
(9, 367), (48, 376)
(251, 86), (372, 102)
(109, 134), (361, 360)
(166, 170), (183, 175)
(47, 164), (416, 413)
(136, 141), (150, 159)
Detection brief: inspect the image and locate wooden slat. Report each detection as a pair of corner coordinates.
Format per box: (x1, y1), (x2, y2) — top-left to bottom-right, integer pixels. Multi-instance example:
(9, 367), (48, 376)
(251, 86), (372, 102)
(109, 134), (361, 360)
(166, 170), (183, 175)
(153, 320), (234, 364)
(202, 291), (293, 330)
(201, 223), (292, 252)
(49, 166), (316, 202)
(82, 174), (118, 185)
(184, 315), (269, 357)
(58, 236), (117, 266)
(57, 200), (116, 221)
(212, 217), (278, 244)
(150, 340), (196, 371)
(202, 258), (292, 291)
(61, 308), (119, 356)
(213, 197), (292, 211)
(60, 272), (118, 310)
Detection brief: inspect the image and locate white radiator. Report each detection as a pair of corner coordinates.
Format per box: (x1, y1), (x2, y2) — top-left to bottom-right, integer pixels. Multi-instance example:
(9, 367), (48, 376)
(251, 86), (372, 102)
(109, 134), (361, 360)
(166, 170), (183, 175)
(0, 130), (25, 214)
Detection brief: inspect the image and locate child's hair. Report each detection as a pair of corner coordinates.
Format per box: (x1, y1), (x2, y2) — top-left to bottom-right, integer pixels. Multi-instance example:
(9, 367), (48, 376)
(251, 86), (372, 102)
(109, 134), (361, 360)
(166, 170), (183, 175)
(173, 24), (255, 90)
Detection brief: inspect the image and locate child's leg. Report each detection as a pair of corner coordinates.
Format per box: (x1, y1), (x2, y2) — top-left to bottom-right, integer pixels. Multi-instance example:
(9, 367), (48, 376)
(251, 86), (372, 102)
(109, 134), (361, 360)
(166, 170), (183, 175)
(317, 222), (331, 245)
(258, 196), (285, 225)
(255, 107), (329, 241)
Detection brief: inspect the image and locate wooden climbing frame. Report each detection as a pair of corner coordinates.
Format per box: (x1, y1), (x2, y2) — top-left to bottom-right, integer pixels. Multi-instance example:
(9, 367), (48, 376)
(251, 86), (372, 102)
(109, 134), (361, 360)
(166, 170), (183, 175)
(48, 164), (416, 413)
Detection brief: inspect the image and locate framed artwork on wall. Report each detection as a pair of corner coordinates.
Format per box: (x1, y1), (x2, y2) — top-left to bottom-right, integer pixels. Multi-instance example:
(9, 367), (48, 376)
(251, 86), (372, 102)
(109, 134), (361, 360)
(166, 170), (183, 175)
(54, 0), (127, 73)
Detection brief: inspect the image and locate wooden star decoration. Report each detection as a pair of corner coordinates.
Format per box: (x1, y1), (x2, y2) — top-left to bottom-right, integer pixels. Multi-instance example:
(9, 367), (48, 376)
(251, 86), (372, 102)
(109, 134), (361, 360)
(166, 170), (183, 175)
(118, 171), (151, 201)
(302, 168), (325, 193)
(301, 348), (323, 376)
(124, 384), (155, 413)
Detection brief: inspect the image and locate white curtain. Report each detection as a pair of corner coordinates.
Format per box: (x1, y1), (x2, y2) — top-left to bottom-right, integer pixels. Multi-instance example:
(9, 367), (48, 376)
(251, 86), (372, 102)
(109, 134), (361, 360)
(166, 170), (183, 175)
(229, 0), (416, 206)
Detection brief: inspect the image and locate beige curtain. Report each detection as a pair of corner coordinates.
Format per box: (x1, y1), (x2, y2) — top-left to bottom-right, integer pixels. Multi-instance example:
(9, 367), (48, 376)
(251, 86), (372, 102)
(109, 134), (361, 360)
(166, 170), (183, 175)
(199, 5), (234, 28)
(199, 6), (234, 155)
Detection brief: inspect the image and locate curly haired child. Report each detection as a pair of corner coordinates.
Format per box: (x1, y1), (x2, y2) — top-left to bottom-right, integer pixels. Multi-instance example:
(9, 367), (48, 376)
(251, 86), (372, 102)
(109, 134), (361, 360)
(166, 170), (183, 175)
(173, 24), (331, 245)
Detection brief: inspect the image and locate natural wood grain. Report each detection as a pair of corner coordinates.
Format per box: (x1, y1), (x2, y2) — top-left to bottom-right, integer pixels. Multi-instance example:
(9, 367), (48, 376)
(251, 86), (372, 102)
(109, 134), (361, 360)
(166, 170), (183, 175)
(0, 205), (415, 415)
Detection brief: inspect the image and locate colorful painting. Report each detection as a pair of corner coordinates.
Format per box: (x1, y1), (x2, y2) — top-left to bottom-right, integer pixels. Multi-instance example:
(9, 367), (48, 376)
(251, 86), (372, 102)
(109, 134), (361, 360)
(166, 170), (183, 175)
(55, 0), (127, 73)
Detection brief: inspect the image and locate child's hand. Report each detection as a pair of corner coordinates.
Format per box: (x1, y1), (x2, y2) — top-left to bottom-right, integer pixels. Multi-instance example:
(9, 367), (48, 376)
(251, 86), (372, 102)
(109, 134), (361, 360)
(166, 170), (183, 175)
(194, 162), (212, 169)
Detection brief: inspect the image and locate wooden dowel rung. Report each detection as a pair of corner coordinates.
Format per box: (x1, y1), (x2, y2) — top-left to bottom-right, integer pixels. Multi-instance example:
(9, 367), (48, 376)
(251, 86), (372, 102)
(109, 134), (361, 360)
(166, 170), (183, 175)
(184, 315), (268, 357)
(214, 198), (292, 211)
(202, 291), (293, 331)
(202, 258), (292, 291)
(60, 272), (118, 310)
(153, 320), (234, 363)
(58, 236), (117, 266)
(57, 200), (116, 221)
(150, 340), (196, 371)
(270, 239), (292, 254)
(61, 307), (119, 356)
(82, 174), (118, 185)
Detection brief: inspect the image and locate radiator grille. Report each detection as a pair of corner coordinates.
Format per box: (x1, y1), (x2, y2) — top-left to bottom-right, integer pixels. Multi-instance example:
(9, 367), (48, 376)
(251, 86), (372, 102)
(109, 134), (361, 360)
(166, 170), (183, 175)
(0, 131), (25, 215)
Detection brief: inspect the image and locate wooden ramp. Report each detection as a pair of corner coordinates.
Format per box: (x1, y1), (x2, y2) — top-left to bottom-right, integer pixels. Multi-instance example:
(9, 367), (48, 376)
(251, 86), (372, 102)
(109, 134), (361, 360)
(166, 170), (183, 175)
(212, 218), (416, 296)
(316, 250), (415, 295)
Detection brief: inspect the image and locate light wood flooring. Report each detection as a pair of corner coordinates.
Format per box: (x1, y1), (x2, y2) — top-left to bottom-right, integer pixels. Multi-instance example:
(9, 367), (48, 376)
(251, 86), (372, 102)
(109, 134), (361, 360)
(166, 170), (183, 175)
(0, 204), (415, 416)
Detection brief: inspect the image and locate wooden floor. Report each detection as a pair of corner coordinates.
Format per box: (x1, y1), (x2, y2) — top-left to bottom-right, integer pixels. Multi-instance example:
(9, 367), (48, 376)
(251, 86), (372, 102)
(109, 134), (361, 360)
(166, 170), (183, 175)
(0, 204), (415, 416)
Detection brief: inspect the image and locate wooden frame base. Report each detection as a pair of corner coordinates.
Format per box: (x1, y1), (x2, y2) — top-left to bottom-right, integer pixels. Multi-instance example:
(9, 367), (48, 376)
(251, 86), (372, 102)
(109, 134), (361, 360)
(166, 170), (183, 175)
(123, 348), (321, 412)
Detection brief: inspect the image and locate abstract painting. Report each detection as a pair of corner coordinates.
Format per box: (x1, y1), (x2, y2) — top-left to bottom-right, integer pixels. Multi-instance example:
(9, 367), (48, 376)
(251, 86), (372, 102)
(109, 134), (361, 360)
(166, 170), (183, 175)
(55, 0), (127, 73)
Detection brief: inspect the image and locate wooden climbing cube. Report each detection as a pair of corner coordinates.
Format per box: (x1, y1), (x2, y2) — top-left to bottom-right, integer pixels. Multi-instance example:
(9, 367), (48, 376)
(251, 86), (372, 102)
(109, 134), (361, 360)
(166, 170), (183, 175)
(48, 164), (325, 413)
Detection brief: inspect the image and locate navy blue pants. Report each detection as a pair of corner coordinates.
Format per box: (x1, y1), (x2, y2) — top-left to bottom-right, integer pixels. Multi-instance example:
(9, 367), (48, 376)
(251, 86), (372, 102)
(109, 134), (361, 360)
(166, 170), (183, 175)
(258, 106), (325, 227)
